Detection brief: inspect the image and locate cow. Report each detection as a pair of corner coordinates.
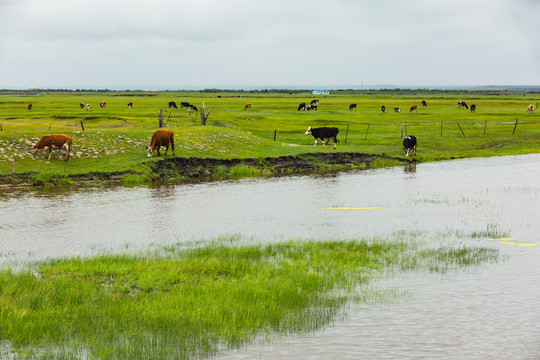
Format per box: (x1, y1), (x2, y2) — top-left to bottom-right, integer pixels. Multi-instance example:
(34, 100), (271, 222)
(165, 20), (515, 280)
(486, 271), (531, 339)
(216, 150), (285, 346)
(147, 129), (175, 158)
(410, 105), (418, 112)
(79, 102), (85, 109)
(244, 103), (251, 110)
(394, 106), (400, 113)
(381, 105), (386, 113)
(298, 102), (307, 111)
(169, 101), (178, 109)
(310, 99), (319, 106)
(307, 104), (318, 111)
(28, 104), (32, 111)
(180, 102), (190, 108)
(128, 102), (133, 109)
(187, 104), (198, 112)
(99, 101), (106, 108)
(458, 101), (468, 109)
(349, 103), (357, 111)
(305, 126), (340, 149)
(422, 100), (427, 107)
(470, 104), (476, 113)
(527, 104), (534, 114)
(32, 134), (73, 161)
(403, 135), (417, 157)
(86, 104), (90, 111)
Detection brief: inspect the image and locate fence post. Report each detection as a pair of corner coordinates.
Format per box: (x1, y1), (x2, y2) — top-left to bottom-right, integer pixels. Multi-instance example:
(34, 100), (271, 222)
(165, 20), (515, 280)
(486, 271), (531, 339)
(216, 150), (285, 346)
(484, 120), (487, 135)
(273, 129), (277, 141)
(0, 123), (2, 131)
(345, 123), (349, 143)
(456, 122), (465, 137)
(364, 123), (370, 140)
(440, 121), (443, 137)
(158, 109), (163, 128)
(401, 124), (403, 139)
(80, 121), (85, 131)
(513, 118), (518, 135)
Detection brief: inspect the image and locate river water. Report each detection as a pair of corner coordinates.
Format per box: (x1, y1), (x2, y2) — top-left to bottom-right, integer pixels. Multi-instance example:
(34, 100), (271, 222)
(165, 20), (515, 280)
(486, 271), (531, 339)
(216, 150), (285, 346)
(1, 154), (539, 359)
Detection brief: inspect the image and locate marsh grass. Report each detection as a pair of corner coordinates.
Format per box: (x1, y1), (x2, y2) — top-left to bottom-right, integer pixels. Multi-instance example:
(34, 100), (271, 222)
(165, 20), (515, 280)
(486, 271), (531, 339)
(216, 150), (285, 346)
(0, 234), (499, 359)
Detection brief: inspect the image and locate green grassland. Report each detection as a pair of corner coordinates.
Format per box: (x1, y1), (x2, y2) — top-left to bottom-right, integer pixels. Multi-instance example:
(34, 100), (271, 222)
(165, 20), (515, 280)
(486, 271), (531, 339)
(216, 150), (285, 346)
(0, 90), (539, 185)
(0, 234), (499, 359)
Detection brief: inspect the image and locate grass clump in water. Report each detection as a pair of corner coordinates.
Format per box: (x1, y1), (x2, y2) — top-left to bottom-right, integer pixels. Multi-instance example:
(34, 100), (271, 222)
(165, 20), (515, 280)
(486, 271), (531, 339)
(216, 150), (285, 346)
(0, 236), (499, 359)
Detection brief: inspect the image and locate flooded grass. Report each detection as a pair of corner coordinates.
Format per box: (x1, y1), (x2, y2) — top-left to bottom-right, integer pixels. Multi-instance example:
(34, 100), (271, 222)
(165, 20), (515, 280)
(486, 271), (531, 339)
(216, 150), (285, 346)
(0, 234), (499, 359)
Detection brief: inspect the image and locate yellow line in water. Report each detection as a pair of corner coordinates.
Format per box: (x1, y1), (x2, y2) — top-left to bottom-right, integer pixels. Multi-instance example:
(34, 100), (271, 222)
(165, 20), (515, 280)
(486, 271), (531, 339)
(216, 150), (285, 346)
(485, 237), (520, 241)
(322, 207), (386, 210)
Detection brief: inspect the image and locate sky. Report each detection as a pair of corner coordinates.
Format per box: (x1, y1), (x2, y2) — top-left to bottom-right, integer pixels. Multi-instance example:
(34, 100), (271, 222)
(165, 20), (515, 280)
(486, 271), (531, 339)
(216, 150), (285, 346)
(1, 0), (539, 90)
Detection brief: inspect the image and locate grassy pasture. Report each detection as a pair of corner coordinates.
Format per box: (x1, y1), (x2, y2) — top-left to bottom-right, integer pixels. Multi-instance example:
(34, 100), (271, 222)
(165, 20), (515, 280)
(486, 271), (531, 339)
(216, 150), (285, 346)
(0, 90), (539, 183)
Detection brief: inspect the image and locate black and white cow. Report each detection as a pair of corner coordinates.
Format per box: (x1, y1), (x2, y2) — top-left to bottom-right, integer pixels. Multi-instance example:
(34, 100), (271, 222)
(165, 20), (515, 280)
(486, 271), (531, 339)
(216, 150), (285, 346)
(457, 101), (468, 110)
(169, 101), (178, 109)
(128, 102), (133, 109)
(470, 104), (476, 113)
(298, 102), (307, 111)
(403, 135), (417, 156)
(394, 106), (400, 113)
(307, 104), (318, 111)
(381, 105), (386, 113)
(188, 104), (198, 112)
(305, 126), (340, 149)
(181, 102), (191, 108)
(422, 100), (427, 107)
(349, 103), (357, 111)
(310, 99), (319, 106)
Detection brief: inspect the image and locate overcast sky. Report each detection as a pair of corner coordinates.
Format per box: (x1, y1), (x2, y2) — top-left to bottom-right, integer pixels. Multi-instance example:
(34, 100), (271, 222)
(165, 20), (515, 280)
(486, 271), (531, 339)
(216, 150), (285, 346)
(1, 0), (539, 90)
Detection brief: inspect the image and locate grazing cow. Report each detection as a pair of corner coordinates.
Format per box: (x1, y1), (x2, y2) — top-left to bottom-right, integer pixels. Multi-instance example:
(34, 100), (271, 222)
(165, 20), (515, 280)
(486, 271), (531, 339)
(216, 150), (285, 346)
(527, 104), (534, 114)
(298, 102), (307, 111)
(188, 104), (198, 112)
(381, 105), (386, 113)
(310, 99), (319, 106)
(470, 104), (476, 113)
(79, 102), (85, 109)
(304, 126), (340, 149)
(307, 104), (318, 111)
(86, 104), (90, 111)
(410, 105), (418, 112)
(457, 101), (468, 110)
(99, 101), (106, 108)
(244, 103), (251, 110)
(28, 104), (32, 111)
(33, 134), (73, 161)
(147, 129), (175, 158)
(180, 102), (190, 108)
(169, 101), (178, 109)
(394, 106), (400, 113)
(128, 102), (133, 109)
(422, 100), (427, 107)
(349, 103), (357, 111)
(403, 135), (417, 157)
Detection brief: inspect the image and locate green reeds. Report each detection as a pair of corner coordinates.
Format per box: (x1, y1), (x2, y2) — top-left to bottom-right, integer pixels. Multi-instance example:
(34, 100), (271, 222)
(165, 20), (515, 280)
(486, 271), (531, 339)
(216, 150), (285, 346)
(0, 235), (499, 359)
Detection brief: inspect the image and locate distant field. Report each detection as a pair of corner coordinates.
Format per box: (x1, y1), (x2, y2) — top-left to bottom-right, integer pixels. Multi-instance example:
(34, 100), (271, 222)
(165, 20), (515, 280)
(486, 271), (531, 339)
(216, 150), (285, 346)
(0, 90), (539, 182)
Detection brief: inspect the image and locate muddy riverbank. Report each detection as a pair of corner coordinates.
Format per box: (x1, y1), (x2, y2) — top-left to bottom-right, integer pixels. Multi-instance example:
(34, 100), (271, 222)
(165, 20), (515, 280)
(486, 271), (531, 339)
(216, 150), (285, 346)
(0, 152), (412, 187)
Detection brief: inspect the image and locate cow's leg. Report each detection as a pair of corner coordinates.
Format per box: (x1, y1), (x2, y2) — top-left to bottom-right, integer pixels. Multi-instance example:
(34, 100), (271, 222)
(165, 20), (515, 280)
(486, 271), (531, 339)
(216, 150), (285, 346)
(333, 137), (337, 149)
(413, 145), (417, 155)
(164, 145), (169, 155)
(63, 143), (70, 161)
(313, 139), (317, 148)
(156, 146), (161, 156)
(47, 147), (53, 160)
(171, 139), (175, 156)
(321, 138), (325, 148)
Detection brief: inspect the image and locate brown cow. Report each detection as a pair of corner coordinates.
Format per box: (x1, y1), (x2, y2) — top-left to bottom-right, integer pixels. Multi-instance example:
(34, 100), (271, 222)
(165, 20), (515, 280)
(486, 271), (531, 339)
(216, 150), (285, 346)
(410, 105), (418, 112)
(147, 130), (175, 158)
(244, 103), (251, 110)
(28, 104), (32, 111)
(33, 134), (73, 161)
(100, 101), (106, 108)
(79, 102), (85, 109)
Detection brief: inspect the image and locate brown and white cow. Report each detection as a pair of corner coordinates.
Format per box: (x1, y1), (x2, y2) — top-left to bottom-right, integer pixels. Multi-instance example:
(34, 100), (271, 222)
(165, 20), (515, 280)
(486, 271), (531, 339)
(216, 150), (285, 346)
(33, 134), (73, 161)
(100, 101), (106, 108)
(147, 129), (175, 158)
(244, 103), (251, 110)
(410, 105), (418, 112)
(527, 104), (534, 114)
(394, 106), (401, 113)
(28, 104), (32, 111)
(79, 102), (85, 109)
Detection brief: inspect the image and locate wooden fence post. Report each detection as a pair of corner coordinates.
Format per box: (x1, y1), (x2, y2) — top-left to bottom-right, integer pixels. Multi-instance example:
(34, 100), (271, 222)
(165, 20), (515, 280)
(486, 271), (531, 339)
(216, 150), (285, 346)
(80, 121), (85, 131)
(158, 109), (163, 128)
(364, 123), (370, 140)
(273, 129), (277, 141)
(456, 122), (465, 137)
(440, 121), (443, 137)
(484, 120), (487, 135)
(345, 123), (349, 143)
(401, 124), (404, 139)
(513, 118), (518, 135)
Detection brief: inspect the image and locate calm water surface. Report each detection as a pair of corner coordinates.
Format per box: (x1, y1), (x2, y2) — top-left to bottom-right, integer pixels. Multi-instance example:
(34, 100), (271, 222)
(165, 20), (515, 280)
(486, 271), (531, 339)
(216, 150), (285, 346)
(1, 154), (539, 359)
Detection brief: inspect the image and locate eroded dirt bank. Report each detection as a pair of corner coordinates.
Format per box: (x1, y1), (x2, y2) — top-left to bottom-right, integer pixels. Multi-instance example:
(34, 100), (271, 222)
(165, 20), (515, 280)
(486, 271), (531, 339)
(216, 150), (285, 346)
(0, 153), (413, 187)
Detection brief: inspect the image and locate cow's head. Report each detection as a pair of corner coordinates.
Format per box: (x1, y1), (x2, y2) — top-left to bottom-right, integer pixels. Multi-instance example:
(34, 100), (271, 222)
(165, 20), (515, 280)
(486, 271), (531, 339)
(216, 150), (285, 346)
(404, 147), (412, 157)
(304, 126), (312, 136)
(146, 147), (154, 158)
